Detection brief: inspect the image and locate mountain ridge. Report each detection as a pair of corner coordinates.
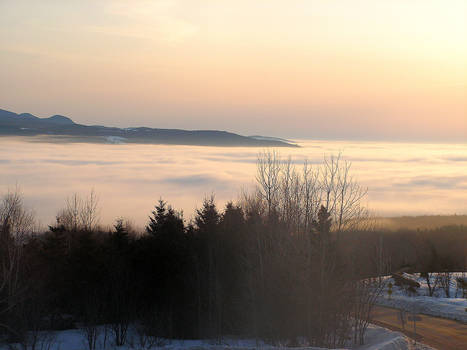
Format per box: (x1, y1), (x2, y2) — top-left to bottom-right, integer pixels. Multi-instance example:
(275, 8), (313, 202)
(0, 108), (297, 147)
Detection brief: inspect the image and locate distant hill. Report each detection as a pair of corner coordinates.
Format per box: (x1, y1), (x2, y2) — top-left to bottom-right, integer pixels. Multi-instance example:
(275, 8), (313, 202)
(0, 108), (297, 147)
(375, 215), (467, 231)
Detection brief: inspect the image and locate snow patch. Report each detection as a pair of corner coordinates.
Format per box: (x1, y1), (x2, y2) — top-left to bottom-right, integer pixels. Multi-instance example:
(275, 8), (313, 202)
(105, 136), (127, 144)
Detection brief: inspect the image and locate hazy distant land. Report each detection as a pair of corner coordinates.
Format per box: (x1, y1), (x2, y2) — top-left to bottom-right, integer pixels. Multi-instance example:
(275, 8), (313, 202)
(0, 108), (297, 147)
(375, 215), (467, 231)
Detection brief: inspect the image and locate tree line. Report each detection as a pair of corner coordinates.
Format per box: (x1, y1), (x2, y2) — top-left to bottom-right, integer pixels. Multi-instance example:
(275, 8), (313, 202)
(1, 152), (466, 349)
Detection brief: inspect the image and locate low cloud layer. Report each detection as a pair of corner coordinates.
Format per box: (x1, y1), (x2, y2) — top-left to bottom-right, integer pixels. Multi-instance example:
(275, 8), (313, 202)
(394, 176), (467, 190)
(1, 136), (466, 226)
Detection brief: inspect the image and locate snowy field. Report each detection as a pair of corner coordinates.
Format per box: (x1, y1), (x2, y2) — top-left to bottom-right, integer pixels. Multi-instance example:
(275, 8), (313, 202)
(376, 272), (467, 322)
(0, 324), (434, 350)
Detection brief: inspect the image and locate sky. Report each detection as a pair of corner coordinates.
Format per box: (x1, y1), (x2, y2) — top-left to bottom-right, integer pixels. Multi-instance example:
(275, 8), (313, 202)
(1, 0), (466, 141)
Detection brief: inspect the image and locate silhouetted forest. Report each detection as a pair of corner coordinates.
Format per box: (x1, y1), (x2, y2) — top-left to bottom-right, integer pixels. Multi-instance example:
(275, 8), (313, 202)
(1, 152), (466, 348)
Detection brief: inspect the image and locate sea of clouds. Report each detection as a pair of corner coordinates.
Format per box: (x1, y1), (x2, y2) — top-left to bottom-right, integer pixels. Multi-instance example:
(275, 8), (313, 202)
(1, 136), (466, 228)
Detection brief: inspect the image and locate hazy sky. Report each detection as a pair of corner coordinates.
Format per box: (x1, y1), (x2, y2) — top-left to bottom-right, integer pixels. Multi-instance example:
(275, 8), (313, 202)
(1, 0), (466, 140)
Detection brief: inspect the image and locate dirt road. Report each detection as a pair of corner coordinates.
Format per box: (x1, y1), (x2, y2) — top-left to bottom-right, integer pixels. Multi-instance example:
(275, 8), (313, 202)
(371, 305), (467, 350)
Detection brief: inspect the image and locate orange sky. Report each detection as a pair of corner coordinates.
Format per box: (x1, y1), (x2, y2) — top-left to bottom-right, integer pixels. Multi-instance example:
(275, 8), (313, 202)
(1, 0), (466, 140)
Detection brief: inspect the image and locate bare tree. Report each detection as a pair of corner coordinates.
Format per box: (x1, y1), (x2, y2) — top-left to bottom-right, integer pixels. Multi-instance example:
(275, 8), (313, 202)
(0, 187), (35, 337)
(423, 272), (440, 297)
(55, 190), (100, 232)
(66, 193), (81, 231)
(255, 151), (369, 235)
(81, 291), (104, 350)
(352, 277), (387, 345)
(301, 160), (321, 234)
(80, 190), (100, 232)
(438, 272), (453, 298)
(321, 154), (368, 234)
(0, 187), (35, 238)
(252, 151), (373, 346)
(256, 150), (282, 216)
(351, 234), (389, 346)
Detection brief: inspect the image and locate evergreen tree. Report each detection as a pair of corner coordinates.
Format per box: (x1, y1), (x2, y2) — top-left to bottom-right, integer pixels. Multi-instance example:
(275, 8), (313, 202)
(193, 196), (221, 337)
(146, 199), (184, 238)
(312, 205), (332, 235)
(195, 196), (220, 236)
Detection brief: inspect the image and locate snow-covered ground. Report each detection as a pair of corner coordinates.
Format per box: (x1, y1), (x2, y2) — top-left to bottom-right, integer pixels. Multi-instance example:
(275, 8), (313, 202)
(377, 294), (467, 323)
(376, 272), (467, 322)
(0, 325), (434, 350)
(358, 325), (434, 350)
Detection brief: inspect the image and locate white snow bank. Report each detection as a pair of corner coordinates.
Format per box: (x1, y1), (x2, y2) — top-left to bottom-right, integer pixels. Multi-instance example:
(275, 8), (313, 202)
(357, 325), (434, 350)
(0, 329), (342, 350)
(377, 294), (467, 322)
(0, 325), (435, 350)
